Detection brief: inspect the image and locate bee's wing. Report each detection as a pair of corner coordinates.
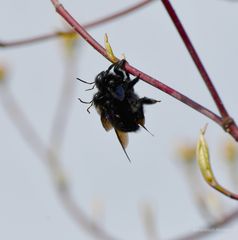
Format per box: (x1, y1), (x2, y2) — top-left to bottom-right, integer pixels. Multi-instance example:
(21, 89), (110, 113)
(96, 106), (113, 131)
(100, 115), (113, 131)
(114, 129), (131, 162)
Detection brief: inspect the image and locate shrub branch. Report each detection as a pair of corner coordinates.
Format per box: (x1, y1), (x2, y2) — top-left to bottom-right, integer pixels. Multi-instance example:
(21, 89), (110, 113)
(50, 0), (238, 141)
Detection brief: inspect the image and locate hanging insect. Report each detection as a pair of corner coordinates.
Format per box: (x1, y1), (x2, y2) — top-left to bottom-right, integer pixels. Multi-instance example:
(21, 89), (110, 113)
(77, 59), (159, 161)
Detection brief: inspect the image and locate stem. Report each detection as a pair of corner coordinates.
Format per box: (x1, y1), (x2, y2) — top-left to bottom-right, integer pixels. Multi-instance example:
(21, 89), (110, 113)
(124, 62), (222, 125)
(170, 208), (238, 240)
(161, 0), (229, 118)
(84, 0), (153, 29)
(0, 85), (117, 240)
(49, 43), (77, 151)
(50, 0), (224, 129)
(0, 0), (153, 47)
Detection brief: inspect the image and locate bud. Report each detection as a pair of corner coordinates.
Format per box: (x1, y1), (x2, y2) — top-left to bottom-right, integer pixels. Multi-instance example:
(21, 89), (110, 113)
(104, 33), (117, 63)
(58, 30), (78, 56)
(196, 126), (238, 200)
(224, 140), (238, 162)
(196, 125), (217, 186)
(178, 144), (196, 163)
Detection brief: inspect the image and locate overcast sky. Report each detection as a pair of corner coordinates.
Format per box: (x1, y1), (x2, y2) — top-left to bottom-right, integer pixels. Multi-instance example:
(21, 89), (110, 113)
(1, 1), (238, 240)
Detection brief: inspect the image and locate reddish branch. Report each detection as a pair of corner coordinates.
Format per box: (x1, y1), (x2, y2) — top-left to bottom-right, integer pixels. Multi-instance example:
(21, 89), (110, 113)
(50, 0), (238, 141)
(161, 0), (229, 119)
(0, 0), (153, 47)
(159, 1), (238, 139)
(1, 1), (238, 239)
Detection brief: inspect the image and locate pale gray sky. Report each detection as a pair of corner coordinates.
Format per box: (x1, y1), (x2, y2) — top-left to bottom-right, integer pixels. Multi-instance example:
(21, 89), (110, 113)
(0, 1), (238, 240)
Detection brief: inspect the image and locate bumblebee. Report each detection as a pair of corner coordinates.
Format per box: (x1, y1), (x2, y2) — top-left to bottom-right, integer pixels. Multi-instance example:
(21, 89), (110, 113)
(78, 60), (159, 161)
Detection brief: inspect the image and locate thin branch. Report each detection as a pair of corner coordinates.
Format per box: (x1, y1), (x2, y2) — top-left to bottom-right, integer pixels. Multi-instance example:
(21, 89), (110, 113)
(0, 0), (153, 48)
(49, 0), (238, 141)
(0, 85), (118, 240)
(49, 42), (77, 151)
(0, 87), (46, 161)
(161, 0), (229, 118)
(84, 0), (154, 29)
(60, 193), (118, 240)
(49, 43), (118, 240)
(2, 84), (238, 240)
(169, 208), (238, 240)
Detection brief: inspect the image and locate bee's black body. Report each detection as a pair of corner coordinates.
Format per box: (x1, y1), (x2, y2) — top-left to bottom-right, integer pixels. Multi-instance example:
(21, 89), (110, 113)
(78, 60), (158, 161)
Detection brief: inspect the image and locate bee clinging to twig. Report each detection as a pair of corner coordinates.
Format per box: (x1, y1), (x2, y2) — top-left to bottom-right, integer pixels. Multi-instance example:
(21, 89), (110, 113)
(77, 59), (159, 162)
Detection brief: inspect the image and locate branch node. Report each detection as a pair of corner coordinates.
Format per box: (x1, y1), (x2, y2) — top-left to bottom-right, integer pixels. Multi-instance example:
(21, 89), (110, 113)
(222, 117), (235, 133)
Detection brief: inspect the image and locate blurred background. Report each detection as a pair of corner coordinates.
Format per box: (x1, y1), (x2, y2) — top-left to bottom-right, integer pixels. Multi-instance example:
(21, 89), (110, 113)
(1, 0), (238, 239)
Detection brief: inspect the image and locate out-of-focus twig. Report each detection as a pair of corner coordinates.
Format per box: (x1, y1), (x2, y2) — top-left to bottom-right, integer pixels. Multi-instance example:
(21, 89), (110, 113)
(140, 202), (160, 240)
(49, 31), (78, 152)
(0, 0), (154, 48)
(177, 144), (225, 222)
(169, 208), (238, 240)
(161, 0), (229, 119)
(0, 67), (118, 240)
(223, 140), (238, 189)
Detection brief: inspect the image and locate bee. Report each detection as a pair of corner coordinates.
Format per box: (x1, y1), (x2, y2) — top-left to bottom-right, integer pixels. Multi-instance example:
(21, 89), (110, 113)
(77, 60), (159, 161)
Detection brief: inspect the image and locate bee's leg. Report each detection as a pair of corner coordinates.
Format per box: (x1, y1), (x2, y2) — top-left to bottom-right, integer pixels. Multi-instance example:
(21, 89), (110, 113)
(114, 59), (126, 70)
(86, 102), (94, 113)
(113, 59), (129, 80)
(127, 76), (140, 90)
(78, 98), (92, 104)
(78, 98), (93, 113)
(105, 61), (118, 74)
(85, 84), (96, 91)
(137, 98), (158, 136)
(140, 97), (160, 105)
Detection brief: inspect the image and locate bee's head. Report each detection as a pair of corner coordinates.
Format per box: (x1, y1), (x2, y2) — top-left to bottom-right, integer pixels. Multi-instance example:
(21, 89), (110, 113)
(95, 71), (107, 91)
(95, 68), (127, 101)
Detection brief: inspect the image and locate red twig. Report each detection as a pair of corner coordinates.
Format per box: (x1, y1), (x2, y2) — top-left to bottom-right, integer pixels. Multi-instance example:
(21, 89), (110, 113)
(0, 0), (153, 47)
(50, 0), (238, 141)
(161, 0), (228, 118)
(161, 0), (238, 140)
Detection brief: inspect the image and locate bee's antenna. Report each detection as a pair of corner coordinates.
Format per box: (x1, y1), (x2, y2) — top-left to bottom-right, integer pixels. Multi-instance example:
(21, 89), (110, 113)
(85, 84), (96, 91)
(77, 78), (95, 85)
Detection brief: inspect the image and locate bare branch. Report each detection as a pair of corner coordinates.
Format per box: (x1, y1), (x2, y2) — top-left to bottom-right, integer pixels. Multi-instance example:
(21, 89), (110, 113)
(161, 0), (229, 119)
(170, 208), (238, 240)
(50, 0), (238, 140)
(0, 0), (154, 48)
